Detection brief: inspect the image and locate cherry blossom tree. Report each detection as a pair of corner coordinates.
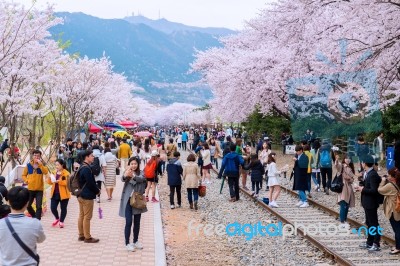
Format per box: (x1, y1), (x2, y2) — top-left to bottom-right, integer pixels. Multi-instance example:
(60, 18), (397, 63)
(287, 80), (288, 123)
(192, 0), (400, 124)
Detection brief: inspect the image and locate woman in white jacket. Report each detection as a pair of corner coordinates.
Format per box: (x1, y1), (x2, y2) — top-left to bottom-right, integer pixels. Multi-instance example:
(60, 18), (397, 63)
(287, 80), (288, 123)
(200, 142), (212, 184)
(267, 153), (287, 208)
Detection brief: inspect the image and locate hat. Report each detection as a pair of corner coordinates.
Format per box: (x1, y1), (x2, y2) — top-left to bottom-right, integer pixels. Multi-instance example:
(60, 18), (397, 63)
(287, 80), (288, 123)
(151, 150), (158, 157)
(60, 144), (66, 148)
(264, 137), (269, 140)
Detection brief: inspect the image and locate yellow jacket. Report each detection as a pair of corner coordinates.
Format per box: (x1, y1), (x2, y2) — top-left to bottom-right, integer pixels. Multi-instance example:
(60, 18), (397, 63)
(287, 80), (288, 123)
(22, 161), (49, 191)
(46, 169), (71, 200)
(118, 143), (132, 159)
(304, 151), (312, 174)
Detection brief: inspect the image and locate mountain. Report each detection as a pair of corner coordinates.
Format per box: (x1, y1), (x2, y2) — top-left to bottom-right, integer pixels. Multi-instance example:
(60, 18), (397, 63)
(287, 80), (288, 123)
(50, 12), (235, 105)
(124, 15), (235, 36)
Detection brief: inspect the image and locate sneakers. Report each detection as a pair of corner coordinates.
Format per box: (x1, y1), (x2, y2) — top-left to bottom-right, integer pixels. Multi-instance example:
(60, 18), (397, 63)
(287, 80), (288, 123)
(126, 244), (135, 252)
(84, 237), (100, 243)
(52, 219), (59, 227)
(151, 197), (159, 203)
(269, 201), (279, 208)
(251, 191), (255, 197)
(359, 242), (372, 249)
(254, 194), (259, 199)
(177, 205), (182, 208)
(324, 188), (329, 195)
(59, 222), (64, 228)
(338, 223), (350, 230)
(133, 241), (143, 250)
(170, 205), (175, 209)
(299, 202), (309, 208)
(295, 201), (303, 207)
(368, 244), (381, 252)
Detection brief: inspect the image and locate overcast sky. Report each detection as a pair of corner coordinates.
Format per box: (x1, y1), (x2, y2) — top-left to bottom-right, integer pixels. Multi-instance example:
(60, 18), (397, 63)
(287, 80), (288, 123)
(12, 0), (272, 30)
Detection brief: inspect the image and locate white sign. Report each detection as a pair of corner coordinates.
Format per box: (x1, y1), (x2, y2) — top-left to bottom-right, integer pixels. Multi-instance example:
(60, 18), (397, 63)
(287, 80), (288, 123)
(285, 145), (296, 155)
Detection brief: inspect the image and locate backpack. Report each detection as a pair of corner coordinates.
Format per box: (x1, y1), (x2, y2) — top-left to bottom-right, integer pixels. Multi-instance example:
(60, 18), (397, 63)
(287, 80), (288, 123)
(223, 142), (231, 157)
(330, 166), (344, 193)
(68, 165), (90, 197)
(319, 150), (331, 168)
(390, 183), (400, 213)
(144, 159), (157, 179)
(91, 157), (101, 176)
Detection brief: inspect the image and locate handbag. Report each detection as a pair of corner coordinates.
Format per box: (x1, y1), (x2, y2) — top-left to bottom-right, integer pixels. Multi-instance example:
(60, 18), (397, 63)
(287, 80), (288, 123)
(116, 168), (120, 175)
(199, 181), (206, 197)
(5, 218), (40, 265)
(130, 191), (147, 209)
(330, 165), (344, 193)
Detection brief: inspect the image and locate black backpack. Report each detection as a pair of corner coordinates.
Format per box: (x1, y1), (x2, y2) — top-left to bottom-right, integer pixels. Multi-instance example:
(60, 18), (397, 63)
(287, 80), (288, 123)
(223, 142), (231, 157)
(91, 157), (101, 176)
(68, 166), (88, 197)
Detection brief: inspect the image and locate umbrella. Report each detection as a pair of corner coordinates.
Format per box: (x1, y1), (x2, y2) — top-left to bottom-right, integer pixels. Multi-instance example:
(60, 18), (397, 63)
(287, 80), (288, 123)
(119, 121), (138, 129)
(133, 131), (152, 137)
(103, 122), (125, 130)
(87, 122), (103, 133)
(113, 130), (133, 139)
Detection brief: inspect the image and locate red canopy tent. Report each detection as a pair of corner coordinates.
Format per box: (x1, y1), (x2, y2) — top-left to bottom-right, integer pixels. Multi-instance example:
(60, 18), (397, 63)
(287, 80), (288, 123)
(119, 121), (138, 129)
(88, 122), (103, 133)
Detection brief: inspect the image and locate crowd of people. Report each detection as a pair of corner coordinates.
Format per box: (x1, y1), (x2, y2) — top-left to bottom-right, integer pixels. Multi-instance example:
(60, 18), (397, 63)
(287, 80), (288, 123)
(0, 126), (400, 265)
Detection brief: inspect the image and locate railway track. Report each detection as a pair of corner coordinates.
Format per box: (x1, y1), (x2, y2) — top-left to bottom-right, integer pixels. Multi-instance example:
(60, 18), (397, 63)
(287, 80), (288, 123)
(187, 148), (398, 265)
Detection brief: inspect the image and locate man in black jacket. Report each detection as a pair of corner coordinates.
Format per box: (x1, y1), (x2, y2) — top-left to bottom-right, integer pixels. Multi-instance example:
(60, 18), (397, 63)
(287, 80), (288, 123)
(356, 155), (382, 252)
(77, 150), (100, 243)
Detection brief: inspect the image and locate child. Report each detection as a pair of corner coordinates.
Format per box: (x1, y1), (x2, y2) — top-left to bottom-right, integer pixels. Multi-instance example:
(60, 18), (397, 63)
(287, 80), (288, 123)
(267, 153), (288, 208)
(166, 151), (183, 209)
(245, 154), (264, 198)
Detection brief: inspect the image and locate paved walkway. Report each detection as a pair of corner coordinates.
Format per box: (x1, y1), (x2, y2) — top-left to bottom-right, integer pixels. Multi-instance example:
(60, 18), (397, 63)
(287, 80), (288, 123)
(37, 175), (166, 266)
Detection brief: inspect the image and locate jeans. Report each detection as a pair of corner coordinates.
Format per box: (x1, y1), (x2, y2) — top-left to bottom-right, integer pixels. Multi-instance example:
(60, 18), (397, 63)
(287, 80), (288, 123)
(160, 161), (166, 174)
(311, 172), (321, 187)
(182, 141), (187, 150)
(339, 200), (349, 223)
(178, 143), (181, 149)
(228, 176), (240, 200)
(27, 190), (43, 220)
(320, 168), (332, 189)
(252, 181), (261, 194)
(390, 214), (400, 249)
(364, 207), (381, 246)
(170, 185), (181, 205)
(50, 193), (69, 222)
(77, 197), (94, 239)
(307, 173), (312, 192)
(298, 190), (307, 202)
(67, 158), (74, 173)
(124, 200), (141, 245)
(187, 188), (199, 203)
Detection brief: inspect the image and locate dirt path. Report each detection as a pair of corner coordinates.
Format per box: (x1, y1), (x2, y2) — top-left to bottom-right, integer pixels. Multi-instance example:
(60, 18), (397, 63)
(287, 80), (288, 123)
(158, 152), (238, 266)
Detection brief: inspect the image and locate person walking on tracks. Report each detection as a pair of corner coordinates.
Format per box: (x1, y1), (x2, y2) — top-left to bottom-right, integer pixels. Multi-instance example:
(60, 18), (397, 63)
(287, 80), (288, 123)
(293, 145), (309, 208)
(355, 155), (383, 252)
(334, 154), (356, 226)
(378, 167), (400, 255)
(218, 144), (244, 202)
